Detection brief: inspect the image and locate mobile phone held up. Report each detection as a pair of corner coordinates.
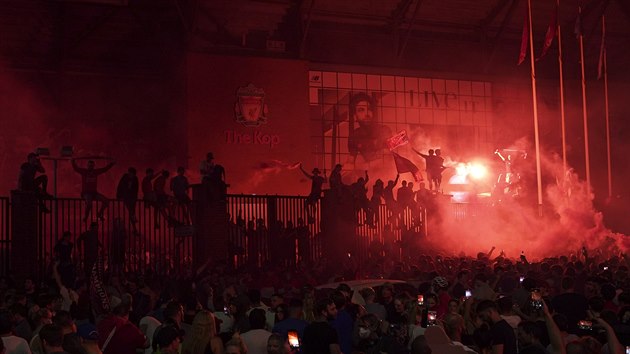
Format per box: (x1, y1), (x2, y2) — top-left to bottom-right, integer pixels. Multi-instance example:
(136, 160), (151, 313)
(578, 320), (592, 331)
(417, 294), (424, 306)
(288, 330), (300, 349)
(465, 290), (472, 299)
(427, 311), (437, 326)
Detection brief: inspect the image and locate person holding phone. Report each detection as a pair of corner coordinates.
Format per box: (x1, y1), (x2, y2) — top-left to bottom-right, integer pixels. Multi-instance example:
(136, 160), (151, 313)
(272, 299), (308, 342)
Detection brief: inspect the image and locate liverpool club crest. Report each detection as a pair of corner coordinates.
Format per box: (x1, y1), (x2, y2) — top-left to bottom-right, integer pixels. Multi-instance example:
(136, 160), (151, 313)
(234, 83), (268, 127)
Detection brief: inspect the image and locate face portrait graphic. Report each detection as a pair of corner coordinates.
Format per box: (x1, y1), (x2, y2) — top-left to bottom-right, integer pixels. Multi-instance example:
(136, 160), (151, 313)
(354, 100), (373, 124)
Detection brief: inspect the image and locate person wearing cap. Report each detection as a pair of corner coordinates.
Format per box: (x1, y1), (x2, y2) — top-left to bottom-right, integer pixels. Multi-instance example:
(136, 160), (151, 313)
(298, 163), (326, 224)
(77, 323), (102, 354)
(71, 158), (115, 222)
(18, 152), (52, 213)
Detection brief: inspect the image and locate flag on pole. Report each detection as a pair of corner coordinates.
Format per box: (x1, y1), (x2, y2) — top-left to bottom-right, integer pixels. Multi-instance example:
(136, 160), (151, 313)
(597, 16), (606, 80)
(392, 152), (422, 181)
(518, 9), (529, 65)
(536, 4), (558, 61)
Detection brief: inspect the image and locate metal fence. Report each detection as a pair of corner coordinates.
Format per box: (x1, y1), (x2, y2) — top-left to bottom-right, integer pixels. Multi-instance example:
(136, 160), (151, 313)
(0, 193), (436, 277)
(38, 197), (194, 277)
(226, 194), (321, 268)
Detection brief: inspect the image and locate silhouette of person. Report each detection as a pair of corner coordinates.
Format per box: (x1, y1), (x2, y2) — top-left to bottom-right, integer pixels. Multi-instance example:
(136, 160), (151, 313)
(116, 167), (139, 229)
(201, 152), (227, 201)
(170, 167), (191, 225)
(413, 148), (439, 191)
(18, 152), (52, 212)
(299, 164), (325, 224)
(78, 222), (101, 276)
(72, 158), (115, 222)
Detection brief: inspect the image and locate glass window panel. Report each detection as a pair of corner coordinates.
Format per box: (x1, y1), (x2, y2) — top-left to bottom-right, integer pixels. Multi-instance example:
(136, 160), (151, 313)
(367, 75), (381, 90)
(472, 81), (485, 96)
(432, 79), (445, 94)
(352, 73), (367, 89)
(434, 110), (446, 125)
(381, 75), (395, 90)
(419, 109), (433, 125)
(446, 110), (460, 125)
(322, 72), (337, 88)
(338, 72), (352, 89)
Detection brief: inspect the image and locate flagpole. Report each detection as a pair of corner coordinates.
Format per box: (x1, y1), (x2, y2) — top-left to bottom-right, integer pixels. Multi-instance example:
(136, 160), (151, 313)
(526, 0), (544, 212)
(602, 15), (612, 198)
(578, 3), (592, 196)
(557, 0), (567, 173)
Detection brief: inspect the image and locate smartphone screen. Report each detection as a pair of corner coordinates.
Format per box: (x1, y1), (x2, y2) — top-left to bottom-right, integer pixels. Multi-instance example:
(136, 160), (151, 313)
(417, 294), (424, 306)
(578, 320), (592, 330)
(465, 290), (472, 298)
(288, 330), (300, 348)
(625, 345), (630, 354)
(223, 306), (229, 315)
(519, 276), (525, 283)
(427, 311), (437, 326)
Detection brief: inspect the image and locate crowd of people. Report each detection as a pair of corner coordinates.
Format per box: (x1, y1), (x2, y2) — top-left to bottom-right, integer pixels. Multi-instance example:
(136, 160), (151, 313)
(300, 161), (438, 228)
(1, 244), (629, 354)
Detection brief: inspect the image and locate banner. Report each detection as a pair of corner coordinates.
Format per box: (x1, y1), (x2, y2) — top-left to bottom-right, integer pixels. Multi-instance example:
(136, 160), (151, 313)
(386, 130), (409, 151)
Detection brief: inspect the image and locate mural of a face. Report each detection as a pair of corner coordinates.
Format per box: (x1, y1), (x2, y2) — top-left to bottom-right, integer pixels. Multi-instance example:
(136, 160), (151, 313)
(354, 100), (373, 123)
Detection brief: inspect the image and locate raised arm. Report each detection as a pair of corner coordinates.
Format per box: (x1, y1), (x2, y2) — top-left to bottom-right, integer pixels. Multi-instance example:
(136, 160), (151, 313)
(412, 147), (428, 159)
(299, 164), (312, 179)
(393, 173), (400, 186)
(542, 299), (566, 354)
(95, 160), (115, 174)
(71, 159), (82, 173)
(592, 313), (624, 354)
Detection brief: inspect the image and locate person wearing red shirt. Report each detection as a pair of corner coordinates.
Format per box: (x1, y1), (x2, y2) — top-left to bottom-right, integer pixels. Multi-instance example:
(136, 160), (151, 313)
(97, 304), (148, 354)
(72, 158), (115, 222)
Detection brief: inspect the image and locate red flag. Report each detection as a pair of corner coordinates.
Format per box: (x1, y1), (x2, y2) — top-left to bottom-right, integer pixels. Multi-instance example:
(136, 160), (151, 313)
(597, 16), (606, 80)
(392, 152), (422, 181)
(518, 9), (529, 65)
(536, 4), (558, 61)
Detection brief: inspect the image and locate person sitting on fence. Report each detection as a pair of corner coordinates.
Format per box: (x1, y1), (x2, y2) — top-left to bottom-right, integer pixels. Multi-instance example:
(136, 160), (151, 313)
(170, 167), (191, 226)
(117, 167), (139, 234)
(72, 158), (115, 222)
(299, 164), (325, 225)
(18, 152), (52, 213)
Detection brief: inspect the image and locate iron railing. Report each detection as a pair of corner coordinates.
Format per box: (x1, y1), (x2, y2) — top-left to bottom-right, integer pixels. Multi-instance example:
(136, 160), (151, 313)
(0, 193), (440, 277)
